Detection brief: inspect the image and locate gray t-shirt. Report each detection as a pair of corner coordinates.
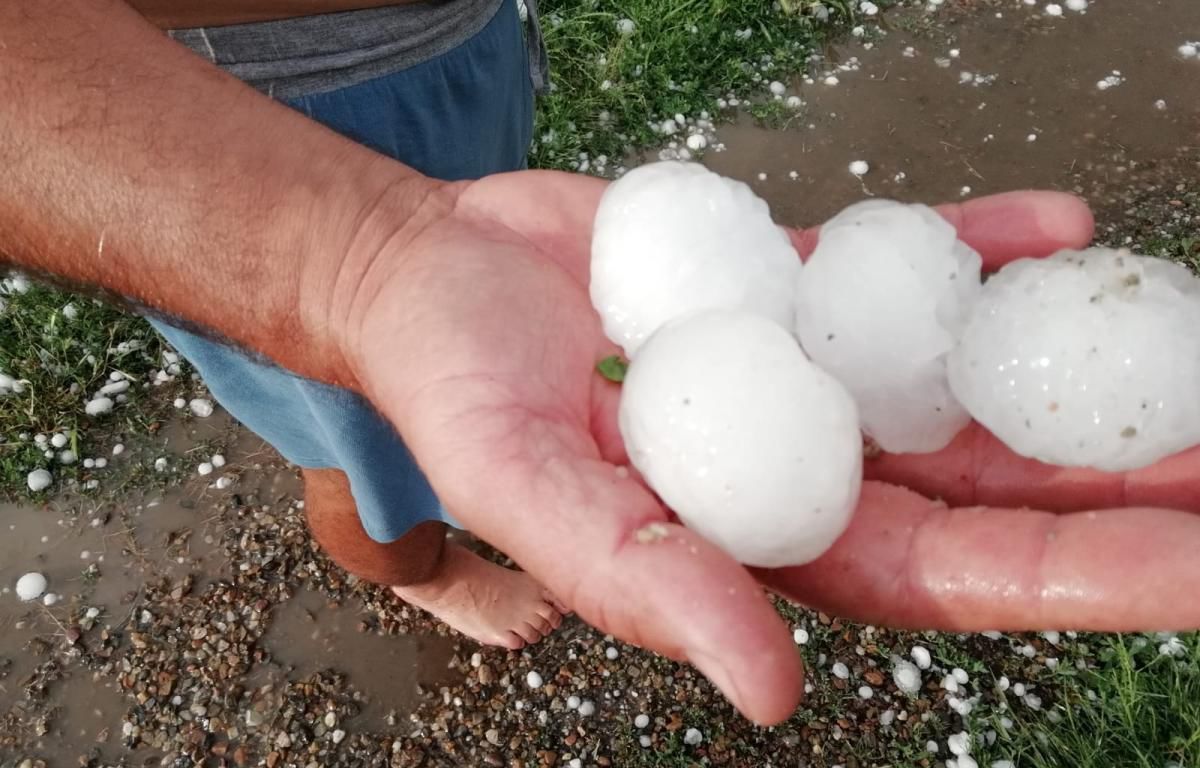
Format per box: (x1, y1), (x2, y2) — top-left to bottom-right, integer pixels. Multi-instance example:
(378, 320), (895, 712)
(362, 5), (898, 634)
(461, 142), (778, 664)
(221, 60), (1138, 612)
(168, 0), (505, 100)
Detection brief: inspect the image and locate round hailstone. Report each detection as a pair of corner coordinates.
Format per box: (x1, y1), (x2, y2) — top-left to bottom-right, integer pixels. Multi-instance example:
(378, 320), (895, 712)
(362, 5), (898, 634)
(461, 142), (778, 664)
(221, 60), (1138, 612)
(43, 592), (60, 606)
(893, 659), (923, 694)
(793, 628), (810, 645)
(590, 161), (801, 357)
(683, 728), (703, 746)
(188, 398), (214, 418)
(848, 160), (870, 177)
(1044, 3), (1063, 15)
(578, 700), (596, 716)
(525, 671), (543, 689)
(616, 17), (636, 35)
(911, 645), (933, 669)
(634, 713), (650, 728)
(832, 662), (851, 679)
(1065, 0), (1087, 9)
(566, 696), (581, 710)
(619, 310), (862, 567)
(16, 572), (47, 601)
(27, 469), (52, 492)
(1180, 43), (1198, 58)
(768, 80), (786, 96)
(685, 133), (707, 152)
(949, 248), (1200, 470)
(50, 433), (68, 448)
(197, 462), (214, 476)
(795, 200), (982, 453)
(85, 396), (114, 416)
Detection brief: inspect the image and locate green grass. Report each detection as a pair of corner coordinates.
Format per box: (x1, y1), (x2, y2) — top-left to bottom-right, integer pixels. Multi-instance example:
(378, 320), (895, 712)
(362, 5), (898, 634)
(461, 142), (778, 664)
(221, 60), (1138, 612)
(0, 279), (181, 499)
(999, 634), (1200, 768)
(529, 0), (870, 172)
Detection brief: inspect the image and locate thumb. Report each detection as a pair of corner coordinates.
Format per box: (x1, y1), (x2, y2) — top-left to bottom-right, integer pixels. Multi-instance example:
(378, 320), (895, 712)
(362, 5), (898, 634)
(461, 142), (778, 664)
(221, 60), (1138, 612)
(426, 415), (805, 725)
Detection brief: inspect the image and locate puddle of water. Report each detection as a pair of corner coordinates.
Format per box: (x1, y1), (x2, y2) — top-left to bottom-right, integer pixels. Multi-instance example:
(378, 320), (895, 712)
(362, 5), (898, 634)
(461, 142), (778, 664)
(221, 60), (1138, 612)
(707, 0), (1200, 226)
(259, 587), (458, 729)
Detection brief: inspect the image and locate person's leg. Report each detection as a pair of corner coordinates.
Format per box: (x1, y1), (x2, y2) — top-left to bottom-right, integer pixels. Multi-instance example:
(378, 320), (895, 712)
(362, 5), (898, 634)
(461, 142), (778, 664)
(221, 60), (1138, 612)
(303, 468), (565, 649)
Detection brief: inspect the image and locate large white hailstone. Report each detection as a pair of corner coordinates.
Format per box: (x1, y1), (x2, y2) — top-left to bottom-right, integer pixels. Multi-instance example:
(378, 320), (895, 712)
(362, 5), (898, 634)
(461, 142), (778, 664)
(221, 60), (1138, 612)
(590, 161), (801, 358)
(619, 310), (862, 567)
(16, 572), (48, 602)
(26, 468), (52, 492)
(794, 200), (982, 453)
(948, 248), (1200, 471)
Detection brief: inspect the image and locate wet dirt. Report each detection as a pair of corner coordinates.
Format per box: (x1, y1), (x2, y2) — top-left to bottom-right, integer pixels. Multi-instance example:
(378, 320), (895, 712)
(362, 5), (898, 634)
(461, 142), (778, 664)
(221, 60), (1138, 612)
(258, 586), (458, 729)
(706, 0), (1200, 228)
(1, 414), (459, 765)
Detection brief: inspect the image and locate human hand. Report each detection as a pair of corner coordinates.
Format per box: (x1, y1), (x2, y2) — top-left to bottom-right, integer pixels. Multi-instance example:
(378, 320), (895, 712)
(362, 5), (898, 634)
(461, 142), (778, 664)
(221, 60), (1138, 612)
(334, 170), (1200, 726)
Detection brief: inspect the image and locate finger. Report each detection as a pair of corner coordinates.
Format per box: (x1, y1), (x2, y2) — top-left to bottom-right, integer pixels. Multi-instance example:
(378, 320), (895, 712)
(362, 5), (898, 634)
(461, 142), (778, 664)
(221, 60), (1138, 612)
(420, 415), (803, 725)
(756, 481), (1200, 631)
(866, 422), (1200, 513)
(785, 190), (1095, 270)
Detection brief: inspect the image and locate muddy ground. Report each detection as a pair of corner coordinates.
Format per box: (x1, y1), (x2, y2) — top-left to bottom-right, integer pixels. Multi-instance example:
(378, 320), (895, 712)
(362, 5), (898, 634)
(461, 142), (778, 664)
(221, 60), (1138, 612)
(2, 1), (1198, 766)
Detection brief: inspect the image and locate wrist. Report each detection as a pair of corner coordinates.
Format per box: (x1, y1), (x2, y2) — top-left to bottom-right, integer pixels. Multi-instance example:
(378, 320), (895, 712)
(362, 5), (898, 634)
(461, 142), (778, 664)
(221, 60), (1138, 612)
(294, 152), (462, 393)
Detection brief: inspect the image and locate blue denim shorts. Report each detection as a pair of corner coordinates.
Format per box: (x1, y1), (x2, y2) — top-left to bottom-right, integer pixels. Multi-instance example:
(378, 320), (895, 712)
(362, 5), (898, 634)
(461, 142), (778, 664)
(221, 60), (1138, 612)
(151, 0), (534, 542)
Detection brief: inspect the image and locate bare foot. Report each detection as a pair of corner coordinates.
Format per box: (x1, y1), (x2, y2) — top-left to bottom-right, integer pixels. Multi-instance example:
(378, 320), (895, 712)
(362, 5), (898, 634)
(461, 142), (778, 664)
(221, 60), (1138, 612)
(392, 542), (568, 650)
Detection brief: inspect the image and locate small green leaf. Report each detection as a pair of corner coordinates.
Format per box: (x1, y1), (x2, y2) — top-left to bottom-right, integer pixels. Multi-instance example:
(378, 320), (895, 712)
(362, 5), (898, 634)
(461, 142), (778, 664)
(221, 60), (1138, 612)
(596, 355), (629, 383)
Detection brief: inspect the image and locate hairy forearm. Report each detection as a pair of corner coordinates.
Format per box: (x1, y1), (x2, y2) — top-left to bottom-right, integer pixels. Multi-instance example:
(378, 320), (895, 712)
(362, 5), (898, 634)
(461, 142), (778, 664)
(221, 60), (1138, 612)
(0, 0), (439, 389)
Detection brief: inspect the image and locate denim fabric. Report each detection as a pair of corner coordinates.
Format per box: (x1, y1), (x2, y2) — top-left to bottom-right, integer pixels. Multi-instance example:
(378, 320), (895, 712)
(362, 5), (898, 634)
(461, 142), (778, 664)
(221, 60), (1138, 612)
(150, 0), (533, 541)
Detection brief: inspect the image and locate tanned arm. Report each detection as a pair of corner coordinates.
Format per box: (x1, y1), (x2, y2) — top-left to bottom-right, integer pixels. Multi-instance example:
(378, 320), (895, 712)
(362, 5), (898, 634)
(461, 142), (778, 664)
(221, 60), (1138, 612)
(0, 0), (446, 390)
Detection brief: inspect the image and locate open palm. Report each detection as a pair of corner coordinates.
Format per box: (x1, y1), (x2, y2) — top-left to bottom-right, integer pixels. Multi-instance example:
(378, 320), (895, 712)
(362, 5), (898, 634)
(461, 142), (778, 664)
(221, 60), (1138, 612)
(346, 169), (1200, 725)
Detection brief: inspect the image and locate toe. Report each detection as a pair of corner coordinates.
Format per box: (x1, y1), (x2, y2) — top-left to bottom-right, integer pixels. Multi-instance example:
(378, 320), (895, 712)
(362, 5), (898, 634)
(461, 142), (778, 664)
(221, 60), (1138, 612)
(543, 590), (570, 615)
(529, 615), (554, 637)
(515, 622), (542, 645)
(536, 603), (563, 630)
(500, 631), (525, 650)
